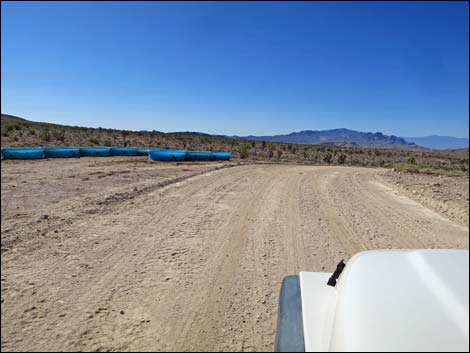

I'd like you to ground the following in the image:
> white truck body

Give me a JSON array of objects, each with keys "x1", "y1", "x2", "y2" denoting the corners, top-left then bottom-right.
[{"x1": 276, "y1": 249, "x2": 469, "y2": 352}]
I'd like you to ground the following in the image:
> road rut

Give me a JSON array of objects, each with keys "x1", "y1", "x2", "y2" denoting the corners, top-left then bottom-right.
[{"x1": 1, "y1": 165, "x2": 468, "y2": 351}]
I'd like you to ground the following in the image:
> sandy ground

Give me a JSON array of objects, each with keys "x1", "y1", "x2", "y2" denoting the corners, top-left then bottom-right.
[
  {"x1": 382, "y1": 170, "x2": 469, "y2": 227},
  {"x1": 1, "y1": 159, "x2": 468, "y2": 352}
]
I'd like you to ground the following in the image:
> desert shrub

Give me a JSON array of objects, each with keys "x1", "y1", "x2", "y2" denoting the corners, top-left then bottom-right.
[
  {"x1": 29, "y1": 129, "x2": 36, "y2": 135},
  {"x1": 239, "y1": 144, "x2": 250, "y2": 159},
  {"x1": 89, "y1": 137, "x2": 99, "y2": 145},
  {"x1": 268, "y1": 148, "x2": 274, "y2": 159},
  {"x1": 323, "y1": 152, "x2": 333, "y2": 164},
  {"x1": 394, "y1": 163, "x2": 419, "y2": 173},
  {"x1": 4, "y1": 123, "x2": 15, "y2": 133},
  {"x1": 53, "y1": 129, "x2": 65, "y2": 142},
  {"x1": 41, "y1": 128, "x2": 50, "y2": 141},
  {"x1": 407, "y1": 157, "x2": 416, "y2": 165},
  {"x1": 276, "y1": 149, "x2": 283, "y2": 160},
  {"x1": 261, "y1": 140, "x2": 267, "y2": 150},
  {"x1": 337, "y1": 154, "x2": 347, "y2": 164}
]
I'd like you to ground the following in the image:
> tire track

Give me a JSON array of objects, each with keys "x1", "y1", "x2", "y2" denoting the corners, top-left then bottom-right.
[{"x1": 2, "y1": 165, "x2": 468, "y2": 352}]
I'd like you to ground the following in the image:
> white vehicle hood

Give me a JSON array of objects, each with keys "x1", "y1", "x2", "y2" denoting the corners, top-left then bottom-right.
[{"x1": 300, "y1": 249, "x2": 469, "y2": 352}]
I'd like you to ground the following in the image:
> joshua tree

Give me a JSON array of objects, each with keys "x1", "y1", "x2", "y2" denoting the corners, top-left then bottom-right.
[{"x1": 323, "y1": 152, "x2": 333, "y2": 164}]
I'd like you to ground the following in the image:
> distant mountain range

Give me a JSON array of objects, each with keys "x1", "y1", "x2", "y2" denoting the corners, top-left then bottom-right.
[
  {"x1": 402, "y1": 136, "x2": 469, "y2": 150},
  {"x1": 231, "y1": 129, "x2": 469, "y2": 150},
  {"x1": 233, "y1": 129, "x2": 418, "y2": 148},
  {"x1": 163, "y1": 128, "x2": 469, "y2": 150}
]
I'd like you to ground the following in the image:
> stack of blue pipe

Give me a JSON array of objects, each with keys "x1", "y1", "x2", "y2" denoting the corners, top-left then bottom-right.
[
  {"x1": 1, "y1": 146, "x2": 232, "y2": 161},
  {"x1": 148, "y1": 150, "x2": 231, "y2": 162}
]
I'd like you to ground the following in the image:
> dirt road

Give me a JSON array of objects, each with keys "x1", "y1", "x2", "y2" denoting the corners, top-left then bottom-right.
[{"x1": 1, "y1": 163, "x2": 468, "y2": 351}]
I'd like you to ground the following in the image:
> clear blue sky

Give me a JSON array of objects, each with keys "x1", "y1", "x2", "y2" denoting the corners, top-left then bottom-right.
[{"x1": 1, "y1": 1, "x2": 469, "y2": 137}]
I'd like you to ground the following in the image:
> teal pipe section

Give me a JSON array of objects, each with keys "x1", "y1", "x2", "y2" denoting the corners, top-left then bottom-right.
[
  {"x1": 2, "y1": 146, "x2": 231, "y2": 161},
  {"x1": 79, "y1": 147, "x2": 112, "y2": 157},
  {"x1": 1, "y1": 147, "x2": 45, "y2": 160},
  {"x1": 148, "y1": 149, "x2": 187, "y2": 162}
]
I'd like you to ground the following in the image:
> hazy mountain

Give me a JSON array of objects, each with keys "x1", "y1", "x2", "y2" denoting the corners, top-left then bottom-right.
[
  {"x1": 1, "y1": 113, "x2": 31, "y2": 123},
  {"x1": 403, "y1": 136, "x2": 469, "y2": 150},
  {"x1": 234, "y1": 128, "x2": 417, "y2": 148}
]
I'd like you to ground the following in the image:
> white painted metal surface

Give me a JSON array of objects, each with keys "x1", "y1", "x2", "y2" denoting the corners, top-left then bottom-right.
[{"x1": 300, "y1": 249, "x2": 469, "y2": 352}]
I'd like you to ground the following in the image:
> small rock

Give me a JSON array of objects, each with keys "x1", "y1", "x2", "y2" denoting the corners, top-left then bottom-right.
[
  {"x1": 120, "y1": 310, "x2": 125, "y2": 315},
  {"x1": 41, "y1": 214, "x2": 49, "y2": 220}
]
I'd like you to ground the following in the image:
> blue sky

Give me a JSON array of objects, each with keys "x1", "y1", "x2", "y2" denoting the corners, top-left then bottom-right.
[{"x1": 1, "y1": 1, "x2": 469, "y2": 137}]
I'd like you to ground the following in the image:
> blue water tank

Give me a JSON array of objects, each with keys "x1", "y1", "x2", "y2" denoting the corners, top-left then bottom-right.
[
  {"x1": 211, "y1": 151, "x2": 232, "y2": 161},
  {"x1": 136, "y1": 148, "x2": 153, "y2": 156},
  {"x1": 1, "y1": 147, "x2": 45, "y2": 160},
  {"x1": 148, "y1": 149, "x2": 187, "y2": 162},
  {"x1": 43, "y1": 147, "x2": 80, "y2": 158},
  {"x1": 110, "y1": 147, "x2": 139, "y2": 156},
  {"x1": 79, "y1": 147, "x2": 112, "y2": 157},
  {"x1": 185, "y1": 151, "x2": 212, "y2": 161}
]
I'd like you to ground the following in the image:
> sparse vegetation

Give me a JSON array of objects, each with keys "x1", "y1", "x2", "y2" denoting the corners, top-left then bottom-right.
[
  {"x1": 239, "y1": 144, "x2": 250, "y2": 159},
  {"x1": 52, "y1": 129, "x2": 66, "y2": 142},
  {"x1": 41, "y1": 128, "x2": 50, "y2": 142},
  {"x1": 337, "y1": 153, "x2": 347, "y2": 164},
  {"x1": 323, "y1": 152, "x2": 333, "y2": 164},
  {"x1": 1, "y1": 115, "x2": 468, "y2": 177}
]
